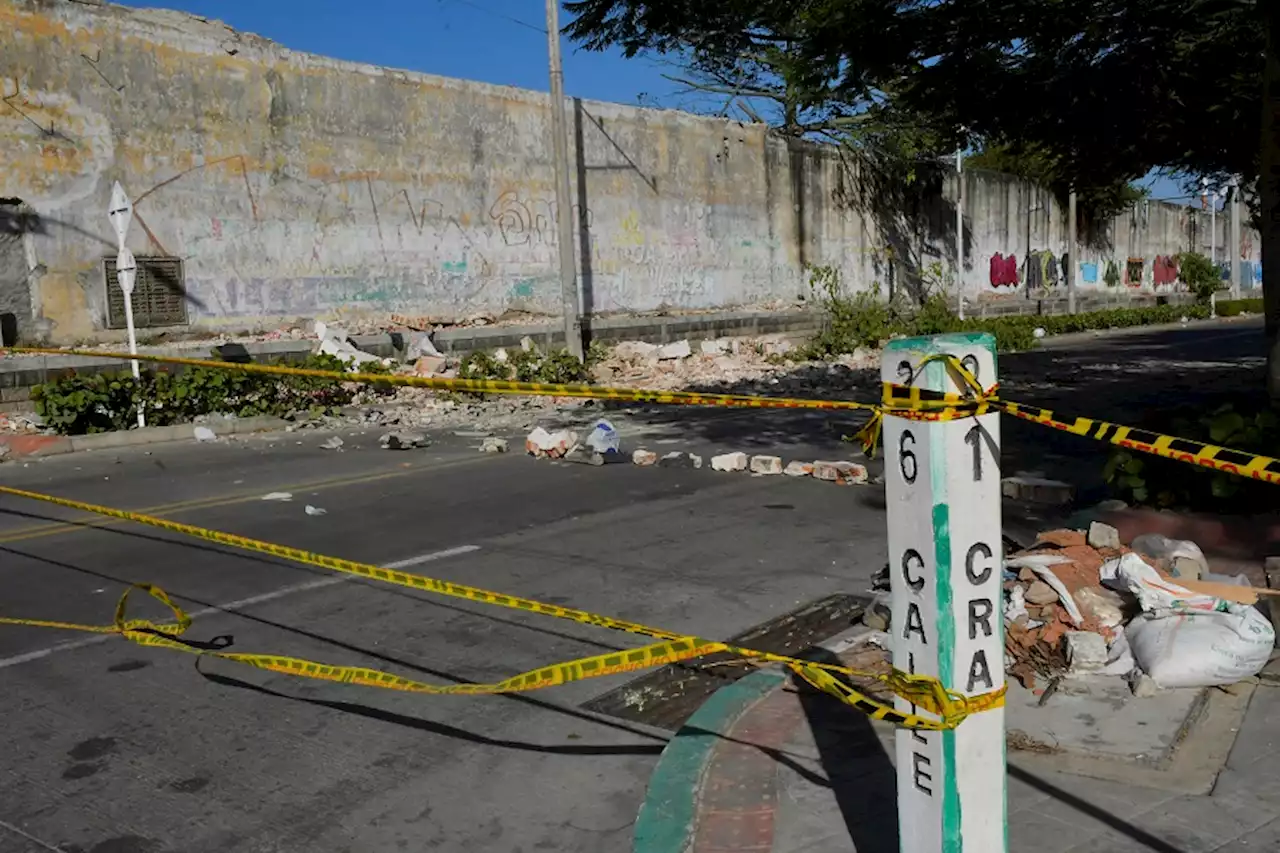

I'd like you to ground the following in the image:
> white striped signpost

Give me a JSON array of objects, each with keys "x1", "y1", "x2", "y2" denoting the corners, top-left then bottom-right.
[{"x1": 882, "y1": 332, "x2": 1006, "y2": 853}]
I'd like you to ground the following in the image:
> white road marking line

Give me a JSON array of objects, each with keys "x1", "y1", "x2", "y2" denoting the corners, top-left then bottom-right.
[
  {"x1": 0, "y1": 817, "x2": 67, "y2": 852},
  {"x1": 0, "y1": 544, "x2": 480, "y2": 670}
]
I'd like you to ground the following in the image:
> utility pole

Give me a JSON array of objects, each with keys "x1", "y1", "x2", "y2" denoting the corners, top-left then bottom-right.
[
  {"x1": 1230, "y1": 176, "x2": 1242, "y2": 297},
  {"x1": 545, "y1": 0, "x2": 583, "y2": 360},
  {"x1": 1067, "y1": 190, "x2": 1078, "y2": 314},
  {"x1": 955, "y1": 146, "x2": 965, "y2": 320}
]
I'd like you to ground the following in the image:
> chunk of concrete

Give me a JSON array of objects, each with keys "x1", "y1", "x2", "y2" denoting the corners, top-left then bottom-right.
[
  {"x1": 749, "y1": 455, "x2": 784, "y2": 475},
  {"x1": 784, "y1": 461, "x2": 814, "y2": 477},
  {"x1": 659, "y1": 451, "x2": 696, "y2": 469},
  {"x1": 710, "y1": 452, "x2": 749, "y2": 472},
  {"x1": 480, "y1": 437, "x2": 508, "y2": 453},
  {"x1": 633, "y1": 449, "x2": 658, "y2": 466},
  {"x1": 1087, "y1": 521, "x2": 1121, "y2": 550},
  {"x1": 1001, "y1": 476, "x2": 1075, "y2": 505},
  {"x1": 813, "y1": 461, "x2": 869, "y2": 485},
  {"x1": 1065, "y1": 631, "x2": 1109, "y2": 673},
  {"x1": 381, "y1": 431, "x2": 430, "y2": 450},
  {"x1": 656, "y1": 340, "x2": 693, "y2": 360}
]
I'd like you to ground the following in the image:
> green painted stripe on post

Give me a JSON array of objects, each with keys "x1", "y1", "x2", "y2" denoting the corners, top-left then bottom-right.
[
  {"x1": 932, "y1": 502, "x2": 962, "y2": 853},
  {"x1": 633, "y1": 669, "x2": 787, "y2": 853}
]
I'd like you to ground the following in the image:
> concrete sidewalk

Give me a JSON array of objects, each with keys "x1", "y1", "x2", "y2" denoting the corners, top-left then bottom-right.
[{"x1": 636, "y1": 664, "x2": 1280, "y2": 852}]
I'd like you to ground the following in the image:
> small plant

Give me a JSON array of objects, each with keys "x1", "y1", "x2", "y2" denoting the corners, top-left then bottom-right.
[
  {"x1": 1176, "y1": 251, "x2": 1223, "y2": 303},
  {"x1": 31, "y1": 353, "x2": 386, "y2": 436},
  {"x1": 1102, "y1": 403, "x2": 1280, "y2": 510},
  {"x1": 458, "y1": 345, "x2": 590, "y2": 385}
]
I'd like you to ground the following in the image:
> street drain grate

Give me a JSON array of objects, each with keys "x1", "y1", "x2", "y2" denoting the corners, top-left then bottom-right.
[{"x1": 581, "y1": 593, "x2": 868, "y2": 731}]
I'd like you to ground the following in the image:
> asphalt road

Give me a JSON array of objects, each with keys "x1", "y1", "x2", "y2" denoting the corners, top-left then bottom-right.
[
  {"x1": 0, "y1": 316, "x2": 1266, "y2": 853},
  {"x1": 0, "y1": 426, "x2": 888, "y2": 853}
]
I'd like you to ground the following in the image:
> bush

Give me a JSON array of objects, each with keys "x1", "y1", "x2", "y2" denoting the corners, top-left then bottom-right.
[
  {"x1": 31, "y1": 353, "x2": 388, "y2": 436},
  {"x1": 457, "y1": 344, "x2": 591, "y2": 385},
  {"x1": 799, "y1": 265, "x2": 1210, "y2": 358},
  {"x1": 1103, "y1": 403, "x2": 1280, "y2": 511},
  {"x1": 1216, "y1": 298, "x2": 1263, "y2": 317},
  {"x1": 1176, "y1": 251, "x2": 1222, "y2": 303}
]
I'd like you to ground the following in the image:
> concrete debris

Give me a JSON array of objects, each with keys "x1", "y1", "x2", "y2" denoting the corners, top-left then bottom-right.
[
  {"x1": 633, "y1": 449, "x2": 658, "y2": 466},
  {"x1": 812, "y1": 461, "x2": 868, "y2": 485},
  {"x1": 304, "y1": 505, "x2": 327, "y2": 516},
  {"x1": 1086, "y1": 521, "x2": 1121, "y2": 551},
  {"x1": 784, "y1": 461, "x2": 814, "y2": 477},
  {"x1": 493, "y1": 348, "x2": 509, "y2": 363},
  {"x1": 1023, "y1": 580, "x2": 1058, "y2": 606},
  {"x1": 525, "y1": 427, "x2": 577, "y2": 458},
  {"x1": 315, "y1": 320, "x2": 386, "y2": 368},
  {"x1": 380, "y1": 431, "x2": 430, "y2": 450},
  {"x1": 320, "y1": 436, "x2": 345, "y2": 450},
  {"x1": 699, "y1": 338, "x2": 732, "y2": 355},
  {"x1": 413, "y1": 355, "x2": 448, "y2": 376},
  {"x1": 1001, "y1": 475, "x2": 1075, "y2": 505},
  {"x1": 261, "y1": 492, "x2": 293, "y2": 501},
  {"x1": 193, "y1": 426, "x2": 216, "y2": 442},
  {"x1": 1065, "y1": 631, "x2": 1108, "y2": 673},
  {"x1": 404, "y1": 331, "x2": 442, "y2": 360},
  {"x1": 480, "y1": 437, "x2": 508, "y2": 453},
  {"x1": 749, "y1": 455, "x2": 784, "y2": 475},
  {"x1": 710, "y1": 452, "x2": 749, "y2": 472},
  {"x1": 612, "y1": 341, "x2": 659, "y2": 360},
  {"x1": 655, "y1": 340, "x2": 693, "y2": 360},
  {"x1": 689, "y1": 453, "x2": 703, "y2": 469},
  {"x1": 520, "y1": 336, "x2": 535, "y2": 352},
  {"x1": 658, "y1": 451, "x2": 697, "y2": 469}
]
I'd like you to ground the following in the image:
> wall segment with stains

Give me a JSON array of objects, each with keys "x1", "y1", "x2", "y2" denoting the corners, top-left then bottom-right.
[{"x1": 0, "y1": 0, "x2": 1262, "y2": 343}]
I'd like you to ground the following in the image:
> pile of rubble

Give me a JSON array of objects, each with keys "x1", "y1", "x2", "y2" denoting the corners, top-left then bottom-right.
[
  {"x1": 867, "y1": 522, "x2": 1276, "y2": 697},
  {"x1": 1001, "y1": 523, "x2": 1275, "y2": 694}
]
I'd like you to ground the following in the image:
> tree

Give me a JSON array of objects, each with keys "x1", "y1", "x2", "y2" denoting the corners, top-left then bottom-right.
[{"x1": 567, "y1": 0, "x2": 1280, "y2": 391}]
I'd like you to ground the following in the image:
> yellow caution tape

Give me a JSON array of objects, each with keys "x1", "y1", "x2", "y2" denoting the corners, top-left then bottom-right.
[
  {"x1": 11, "y1": 346, "x2": 1274, "y2": 486},
  {"x1": 4, "y1": 346, "x2": 879, "y2": 415},
  {"x1": 0, "y1": 483, "x2": 1002, "y2": 730}
]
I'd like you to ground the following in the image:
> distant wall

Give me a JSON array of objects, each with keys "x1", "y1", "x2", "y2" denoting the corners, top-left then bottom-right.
[{"x1": 0, "y1": 0, "x2": 1263, "y2": 344}]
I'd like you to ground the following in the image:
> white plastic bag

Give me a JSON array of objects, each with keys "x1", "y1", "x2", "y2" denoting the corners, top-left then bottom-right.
[
  {"x1": 586, "y1": 419, "x2": 620, "y2": 454},
  {"x1": 1100, "y1": 553, "x2": 1219, "y2": 612},
  {"x1": 1125, "y1": 606, "x2": 1274, "y2": 689}
]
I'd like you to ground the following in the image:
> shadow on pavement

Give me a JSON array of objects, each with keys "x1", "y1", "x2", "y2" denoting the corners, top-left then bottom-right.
[
  {"x1": 796, "y1": 648, "x2": 899, "y2": 853},
  {"x1": 619, "y1": 322, "x2": 1268, "y2": 505}
]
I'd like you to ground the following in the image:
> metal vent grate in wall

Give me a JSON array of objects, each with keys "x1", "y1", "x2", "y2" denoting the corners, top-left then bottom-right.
[{"x1": 103, "y1": 255, "x2": 189, "y2": 330}]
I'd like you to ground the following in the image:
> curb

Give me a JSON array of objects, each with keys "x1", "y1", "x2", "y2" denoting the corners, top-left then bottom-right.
[
  {"x1": 633, "y1": 669, "x2": 787, "y2": 853},
  {"x1": 0, "y1": 415, "x2": 289, "y2": 460}
]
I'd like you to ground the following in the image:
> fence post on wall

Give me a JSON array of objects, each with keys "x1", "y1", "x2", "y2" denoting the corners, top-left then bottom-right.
[{"x1": 882, "y1": 332, "x2": 1005, "y2": 853}]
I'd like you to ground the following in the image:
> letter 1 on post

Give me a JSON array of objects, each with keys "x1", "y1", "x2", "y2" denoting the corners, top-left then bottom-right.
[{"x1": 882, "y1": 333, "x2": 1005, "y2": 853}]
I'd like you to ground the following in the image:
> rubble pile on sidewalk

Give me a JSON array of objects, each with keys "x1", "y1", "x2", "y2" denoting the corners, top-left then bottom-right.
[
  {"x1": 999, "y1": 523, "x2": 1275, "y2": 694},
  {"x1": 866, "y1": 522, "x2": 1276, "y2": 698}
]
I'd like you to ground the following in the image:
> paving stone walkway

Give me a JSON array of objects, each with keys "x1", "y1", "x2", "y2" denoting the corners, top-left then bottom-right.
[{"x1": 636, "y1": 668, "x2": 1280, "y2": 852}]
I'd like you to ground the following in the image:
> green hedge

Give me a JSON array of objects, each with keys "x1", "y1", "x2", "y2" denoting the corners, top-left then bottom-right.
[
  {"x1": 1215, "y1": 298, "x2": 1263, "y2": 317},
  {"x1": 967, "y1": 303, "x2": 1212, "y2": 351},
  {"x1": 31, "y1": 353, "x2": 392, "y2": 436}
]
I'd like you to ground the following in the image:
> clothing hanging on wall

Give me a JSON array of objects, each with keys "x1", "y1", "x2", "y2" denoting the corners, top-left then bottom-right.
[{"x1": 1081, "y1": 262, "x2": 1099, "y2": 283}]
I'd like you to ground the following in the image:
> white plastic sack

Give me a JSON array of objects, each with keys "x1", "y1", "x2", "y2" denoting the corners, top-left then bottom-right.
[
  {"x1": 1100, "y1": 553, "x2": 1219, "y2": 612},
  {"x1": 586, "y1": 419, "x2": 620, "y2": 453},
  {"x1": 1129, "y1": 533, "x2": 1209, "y2": 578},
  {"x1": 1126, "y1": 606, "x2": 1274, "y2": 689},
  {"x1": 1004, "y1": 554, "x2": 1084, "y2": 624}
]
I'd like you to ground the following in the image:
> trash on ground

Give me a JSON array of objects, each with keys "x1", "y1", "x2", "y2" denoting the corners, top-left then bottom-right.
[
  {"x1": 1128, "y1": 532, "x2": 1208, "y2": 580},
  {"x1": 304, "y1": 505, "x2": 327, "y2": 516},
  {"x1": 261, "y1": 492, "x2": 293, "y2": 501},
  {"x1": 320, "y1": 436, "x2": 345, "y2": 450},
  {"x1": 585, "y1": 419, "x2": 620, "y2": 454},
  {"x1": 193, "y1": 426, "x2": 216, "y2": 442},
  {"x1": 632, "y1": 449, "x2": 658, "y2": 466},
  {"x1": 314, "y1": 320, "x2": 386, "y2": 368}
]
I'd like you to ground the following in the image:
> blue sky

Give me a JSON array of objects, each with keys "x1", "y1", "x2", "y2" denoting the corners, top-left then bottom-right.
[{"x1": 118, "y1": 0, "x2": 1196, "y2": 206}]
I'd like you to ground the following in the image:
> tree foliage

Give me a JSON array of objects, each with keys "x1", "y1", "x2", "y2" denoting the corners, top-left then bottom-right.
[{"x1": 565, "y1": 0, "x2": 1266, "y2": 204}]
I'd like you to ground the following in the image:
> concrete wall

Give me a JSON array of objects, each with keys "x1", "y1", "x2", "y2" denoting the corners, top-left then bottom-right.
[{"x1": 0, "y1": 0, "x2": 1264, "y2": 344}]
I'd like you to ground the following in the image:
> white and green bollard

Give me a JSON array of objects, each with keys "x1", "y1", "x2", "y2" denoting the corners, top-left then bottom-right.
[{"x1": 881, "y1": 332, "x2": 1006, "y2": 853}]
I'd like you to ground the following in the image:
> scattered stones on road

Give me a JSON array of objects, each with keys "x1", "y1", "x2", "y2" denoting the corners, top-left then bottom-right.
[
  {"x1": 784, "y1": 461, "x2": 814, "y2": 477},
  {"x1": 711, "y1": 452, "x2": 748, "y2": 472},
  {"x1": 320, "y1": 436, "x2": 345, "y2": 450},
  {"x1": 749, "y1": 455, "x2": 784, "y2": 475},
  {"x1": 813, "y1": 460, "x2": 869, "y2": 485},
  {"x1": 380, "y1": 431, "x2": 430, "y2": 450},
  {"x1": 304, "y1": 505, "x2": 327, "y2": 516},
  {"x1": 658, "y1": 451, "x2": 697, "y2": 469},
  {"x1": 480, "y1": 437, "x2": 508, "y2": 453},
  {"x1": 261, "y1": 492, "x2": 293, "y2": 501},
  {"x1": 193, "y1": 426, "x2": 216, "y2": 442},
  {"x1": 633, "y1": 449, "x2": 658, "y2": 466}
]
